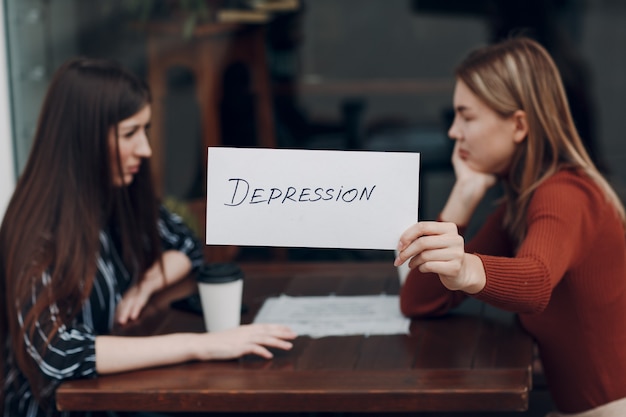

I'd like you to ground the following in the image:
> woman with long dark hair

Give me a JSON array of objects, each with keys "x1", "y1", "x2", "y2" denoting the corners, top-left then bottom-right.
[
  {"x1": 0, "y1": 58, "x2": 295, "y2": 417},
  {"x1": 396, "y1": 37, "x2": 626, "y2": 416}
]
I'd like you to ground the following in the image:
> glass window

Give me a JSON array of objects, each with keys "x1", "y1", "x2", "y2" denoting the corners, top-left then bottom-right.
[{"x1": 0, "y1": 2, "x2": 14, "y2": 217}]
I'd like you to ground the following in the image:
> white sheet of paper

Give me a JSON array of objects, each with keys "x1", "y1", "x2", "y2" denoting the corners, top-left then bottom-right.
[
  {"x1": 253, "y1": 294, "x2": 411, "y2": 338},
  {"x1": 206, "y1": 147, "x2": 420, "y2": 250}
]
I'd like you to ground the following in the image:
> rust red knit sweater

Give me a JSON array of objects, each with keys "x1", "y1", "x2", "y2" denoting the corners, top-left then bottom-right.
[{"x1": 400, "y1": 170, "x2": 626, "y2": 413}]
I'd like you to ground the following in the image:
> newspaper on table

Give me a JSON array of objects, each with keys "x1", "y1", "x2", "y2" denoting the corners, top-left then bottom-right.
[{"x1": 253, "y1": 294, "x2": 410, "y2": 338}]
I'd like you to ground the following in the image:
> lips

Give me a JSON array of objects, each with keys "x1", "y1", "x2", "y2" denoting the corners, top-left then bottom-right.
[
  {"x1": 127, "y1": 165, "x2": 140, "y2": 174},
  {"x1": 458, "y1": 149, "x2": 470, "y2": 160}
]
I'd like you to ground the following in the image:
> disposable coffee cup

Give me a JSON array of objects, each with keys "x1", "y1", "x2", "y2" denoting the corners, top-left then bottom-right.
[{"x1": 196, "y1": 263, "x2": 244, "y2": 332}]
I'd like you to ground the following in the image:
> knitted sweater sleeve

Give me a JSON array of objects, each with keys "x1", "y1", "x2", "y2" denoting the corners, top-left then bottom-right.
[
  {"x1": 400, "y1": 171, "x2": 598, "y2": 317},
  {"x1": 473, "y1": 173, "x2": 597, "y2": 313},
  {"x1": 399, "y1": 205, "x2": 512, "y2": 317}
]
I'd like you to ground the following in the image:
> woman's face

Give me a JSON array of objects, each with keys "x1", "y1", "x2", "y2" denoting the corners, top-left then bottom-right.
[
  {"x1": 448, "y1": 80, "x2": 524, "y2": 175},
  {"x1": 109, "y1": 104, "x2": 152, "y2": 187}
]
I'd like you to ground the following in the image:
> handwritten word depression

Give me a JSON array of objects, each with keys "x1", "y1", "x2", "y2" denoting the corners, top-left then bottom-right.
[{"x1": 224, "y1": 178, "x2": 376, "y2": 206}]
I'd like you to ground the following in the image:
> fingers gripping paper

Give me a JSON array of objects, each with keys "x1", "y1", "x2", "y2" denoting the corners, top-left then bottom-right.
[{"x1": 206, "y1": 147, "x2": 420, "y2": 250}]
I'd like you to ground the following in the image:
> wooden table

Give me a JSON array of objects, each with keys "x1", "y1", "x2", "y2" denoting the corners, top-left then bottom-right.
[{"x1": 56, "y1": 262, "x2": 534, "y2": 413}]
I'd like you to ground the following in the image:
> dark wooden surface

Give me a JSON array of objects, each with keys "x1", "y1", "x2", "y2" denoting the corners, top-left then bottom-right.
[{"x1": 56, "y1": 262, "x2": 534, "y2": 413}]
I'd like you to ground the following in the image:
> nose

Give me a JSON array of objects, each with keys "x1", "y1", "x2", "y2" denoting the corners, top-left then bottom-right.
[
  {"x1": 447, "y1": 115, "x2": 461, "y2": 141},
  {"x1": 135, "y1": 130, "x2": 152, "y2": 158}
]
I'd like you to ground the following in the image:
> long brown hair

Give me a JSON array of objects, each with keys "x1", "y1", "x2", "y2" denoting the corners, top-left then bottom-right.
[
  {"x1": 0, "y1": 58, "x2": 162, "y2": 405},
  {"x1": 455, "y1": 37, "x2": 625, "y2": 242}
]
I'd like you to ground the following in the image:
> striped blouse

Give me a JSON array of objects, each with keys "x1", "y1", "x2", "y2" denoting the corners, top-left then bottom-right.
[{"x1": 3, "y1": 206, "x2": 204, "y2": 417}]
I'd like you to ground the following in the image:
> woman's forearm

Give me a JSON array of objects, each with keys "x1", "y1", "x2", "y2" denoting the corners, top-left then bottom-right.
[
  {"x1": 115, "y1": 251, "x2": 194, "y2": 325},
  {"x1": 95, "y1": 324, "x2": 297, "y2": 374},
  {"x1": 440, "y1": 178, "x2": 491, "y2": 225},
  {"x1": 95, "y1": 333, "x2": 199, "y2": 374},
  {"x1": 141, "y1": 250, "x2": 193, "y2": 294}
]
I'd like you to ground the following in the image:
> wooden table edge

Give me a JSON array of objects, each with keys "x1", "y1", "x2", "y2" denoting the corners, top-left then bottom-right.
[{"x1": 57, "y1": 367, "x2": 532, "y2": 413}]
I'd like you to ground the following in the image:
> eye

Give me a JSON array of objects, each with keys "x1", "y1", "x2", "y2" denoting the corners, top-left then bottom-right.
[
  {"x1": 121, "y1": 127, "x2": 138, "y2": 139},
  {"x1": 458, "y1": 112, "x2": 474, "y2": 122}
]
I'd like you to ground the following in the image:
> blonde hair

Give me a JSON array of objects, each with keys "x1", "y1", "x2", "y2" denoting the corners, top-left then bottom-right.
[{"x1": 456, "y1": 37, "x2": 625, "y2": 242}]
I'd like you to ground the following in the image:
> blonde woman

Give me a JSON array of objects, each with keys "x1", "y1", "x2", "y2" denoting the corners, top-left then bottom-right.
[{"x1": 396, "y1": 37, "x2": 626, "y2": 416}]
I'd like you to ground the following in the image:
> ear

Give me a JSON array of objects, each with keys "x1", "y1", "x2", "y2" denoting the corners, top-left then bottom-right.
[{"x1": 512, "y1": 110, "x2": 528, "y2": 144}]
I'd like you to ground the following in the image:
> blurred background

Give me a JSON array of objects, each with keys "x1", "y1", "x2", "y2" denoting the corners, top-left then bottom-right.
[
  {"x1": 3, "y1": 3, "x2": 621, "y2": 413},
  {"x1": 3, "y1": 0, "x2": 626, "y2": 263}
]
